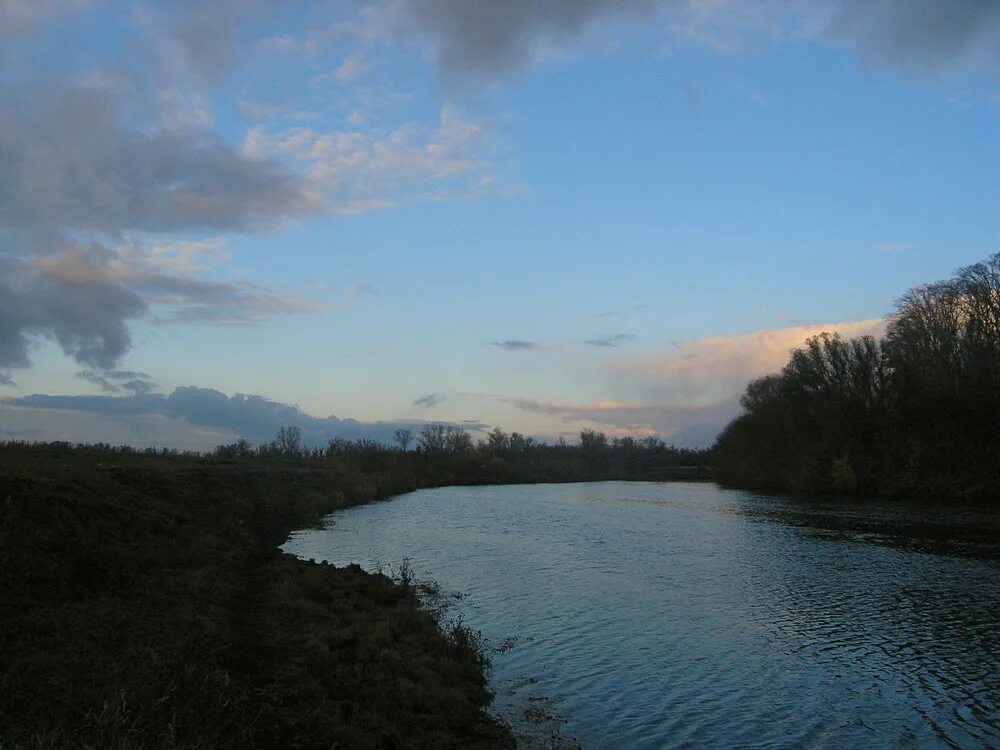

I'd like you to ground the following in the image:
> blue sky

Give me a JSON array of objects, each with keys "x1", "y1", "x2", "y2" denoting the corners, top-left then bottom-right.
[{"x1": 1, "y1": 0, "x2": 998, "y2": 449}]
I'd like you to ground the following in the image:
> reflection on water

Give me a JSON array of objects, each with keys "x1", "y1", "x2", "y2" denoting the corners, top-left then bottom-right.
[{"x1": 283, "y1": 482, "x2": 1000, "y2": 749}]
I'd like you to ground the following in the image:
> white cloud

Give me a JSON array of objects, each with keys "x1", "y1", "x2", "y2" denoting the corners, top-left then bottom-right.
[
  {"x1": 322, "y1": 52, "x2": 373, "y2": 85},
  {"x1": 243, "y1": 104, "x2": 512, "y2": 213}
]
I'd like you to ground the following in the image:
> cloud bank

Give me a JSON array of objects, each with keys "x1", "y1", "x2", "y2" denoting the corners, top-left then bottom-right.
[{"x1": 0, "y1": 386, "x2": 463, "y2": 450}]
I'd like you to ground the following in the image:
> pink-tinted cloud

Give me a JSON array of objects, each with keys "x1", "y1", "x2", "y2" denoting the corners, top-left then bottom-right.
[
  {"x1": 506, "y1": 318, "x2": 889, "y2": 446},
  {"x1": 610, "y1": 318, "x2": 887, "y2": 406}
]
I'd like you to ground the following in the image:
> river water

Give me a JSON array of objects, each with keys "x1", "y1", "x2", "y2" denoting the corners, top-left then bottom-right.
[{"x1": 282, "y1": 482, "x2": 1000, "y2": 749}]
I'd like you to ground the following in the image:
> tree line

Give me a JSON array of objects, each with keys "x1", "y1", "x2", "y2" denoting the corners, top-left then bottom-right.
[
  {"x1": 714, "y1": 252, "x2": 1000, "y2": 500},
  {"x1": 208, "y1": 424, "x2": 711, "y2": 487},
  {"x1": 3, "y1": 423, "x2": 712, "y2": 491}
]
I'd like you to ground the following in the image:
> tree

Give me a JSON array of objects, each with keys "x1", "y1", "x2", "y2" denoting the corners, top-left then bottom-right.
[
  {"x1": 444, "y1": 426, "x2": 473, "y2": 454},
  {"x1": 393, "y1": 428, "x2": 414, "y2": 451},
  {"x1": 418, "y1": 423, "x2": 447, "y2": 453},
  {"x1": 487, "y1": 428, "x2": 509, "y2": 453},
  {"x1": 274, "y1": 425, "x2": 302, "y2": 457},
  {"x1": 579, "y1": 429, "x2": 607, "y2": 472}
]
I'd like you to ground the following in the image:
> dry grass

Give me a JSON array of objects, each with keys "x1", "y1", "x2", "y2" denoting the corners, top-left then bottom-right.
[{"x1": 0, "y1": 444, "x2": 513, "y2": 749}]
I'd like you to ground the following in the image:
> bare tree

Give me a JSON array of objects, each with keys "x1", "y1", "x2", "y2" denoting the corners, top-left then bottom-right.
[
  {"x1": 418, "y1": 423, "x2": 447, "y2": 453},
  {"x1": 393, "y1": 428, "x2": 414, "y2": 451},
  {"x1": 444, "y1": 426, "x2": 473, "y2": 453},
  {"x1": 274, "y1": 425, "x2": 302, "y2": 457}
]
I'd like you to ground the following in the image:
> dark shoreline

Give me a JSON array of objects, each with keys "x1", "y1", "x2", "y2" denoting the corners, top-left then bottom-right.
[{"x1": 0, "y1": 445, "x2": 516, "y2": 749}]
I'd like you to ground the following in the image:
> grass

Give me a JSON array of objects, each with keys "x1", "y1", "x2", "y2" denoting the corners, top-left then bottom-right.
[{"x1": 0, "y1": 444, "x2": 513, "y2": 749}]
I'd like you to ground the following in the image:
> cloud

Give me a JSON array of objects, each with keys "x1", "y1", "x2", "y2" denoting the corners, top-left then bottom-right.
[
  {"x1": 0, "y1": 83, "x2": 311, "y2": 236},
  {"x1": 141, "y1": 0, "x2": 292, "y2": 85},
  {"x1": 2, "y1": 386, "x2": 477, "y2": 449},
  {"x1": 401, "y1": 0, "x2": 828, "y2": 79},
  {"x1": 402, "y1": 0, "x2": 660, "y2": 77},
  {"x1": 0, "y1": 76, "x2": 320, "y2": 371},
  {"x1": 413, "y1": 393, "x2": 445, "y2": 407},
  {"x1": 502, "y1": 318, "x2": 889, "y2": 447},
  {"x1": 610, "y1": 318, "x2": 888, "y2": 406},
  {"x1": 585, "y1": 333, "x2": 638, "y2": 348},
  {"x1": 0, "y1": 403, "x2": 239, "y2": 453},
  {"x1": 403, "y1": 0, "x2": 1000, "y2": 80},
  {"x1": 76, "y1": 370, "x2": 121, "y2": 393},
  {"x1": 326, "y1": 52, "x2": 373, "y2": 84},
  {"x1": 76, "y1": 369, "x2": 157, "y2": 395},
  {"x1": 0, "y1": 373, "x2": 17, "y2": 387},
  {"x1": 0, "y1": 237, "x2": 326, "y2": 370},
  {"x1": 827, "y1": 0, "x2": 1000, "y2": 73},
  {"x1": 491, "y1": 340, "x2": 539, "y2": 351},
  {"x1": 0, "y1": 254, "x2": 146, "y2": 370},
  {"x1": 242, "y1": 104, "x2": 511, "y2": 214}
]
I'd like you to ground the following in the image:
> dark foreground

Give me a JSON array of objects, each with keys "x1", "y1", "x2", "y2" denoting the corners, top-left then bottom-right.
[{"x1": 0, "y1": 445, "x2": 514, "y2": 749}]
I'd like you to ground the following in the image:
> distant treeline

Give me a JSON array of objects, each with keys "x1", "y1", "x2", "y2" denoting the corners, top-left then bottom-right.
[
  {"x1": 3, "y1": 426, "x2": 711, "y2": 493},
  {"x1": 714, "y1": 253, "x2": 1000, "y2": 500}
]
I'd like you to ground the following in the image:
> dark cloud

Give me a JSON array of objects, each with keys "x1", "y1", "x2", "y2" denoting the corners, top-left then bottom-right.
[
  {"x1": 491, "y1": 340, "x2": 538, "y2": 351},
  {"x1": 120, "y1": 379, "x2": 156, "y2": 395},
  {"x1": 413, "y1": 393, "x2": 445, "y2": 407},
  {"x1": 405, "y1": 0, "x2": 1000, "y2": 79},
  {"x1": 3, "y1": 387, "x2": 481, "y2": 449},
  {"x1": 0, "y1": 372, "x2": 17, "y2": 387},
  {"x1": 403, "y1": 0, "x2": 659, "y2": 77},
  {"x1": 0, "y1": 83, "x2": 310, "y2": 236},
  {"x1": 0, "y1": 78, "x2": 316, "y2": 371},
  {"x1": 585, "y1": 333, "x2": 637, "y2": 348},
  {"x1": 76, "y1": 370, "x2": 121, "y2": 393},
  {"x1": 828, "y1": 0, "x2": 1000, "y2": 72},
  {"x1": 157, "y1": 0, "x2": 288, "y2": 82},
  {"x1": 0, "y1": 236, "x2": 322, "y2": 371},
  {"x1": 0, "y1": 255, "x2": 146, "y2": 370},
  {"x1": 76, "y1": 368, "x2": 157, "y2": 395}
]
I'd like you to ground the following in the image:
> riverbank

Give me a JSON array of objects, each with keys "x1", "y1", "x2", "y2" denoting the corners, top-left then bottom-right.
[{"x1": 0, "y1": 444, "x2": 515, "y2": 749}]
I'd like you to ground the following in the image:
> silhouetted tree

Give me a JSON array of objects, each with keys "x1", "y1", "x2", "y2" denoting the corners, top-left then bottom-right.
[
  {"x1": 393, "y1": 428, "x2": 414, "y2": 451},
  {"x1": 715, "y1": 252, "x2": 1000, "y2": 499},
  {"x1": 274, "y1": 426, "x2": 302, "y2": 457},
  {"x1": 418, "y1": 424, "x2": 447, "y2": 453}
]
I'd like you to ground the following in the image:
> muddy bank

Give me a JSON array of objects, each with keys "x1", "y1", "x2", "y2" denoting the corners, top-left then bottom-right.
[{"x1": 0, "y1": 445, "x2": 514, "y2": 749}]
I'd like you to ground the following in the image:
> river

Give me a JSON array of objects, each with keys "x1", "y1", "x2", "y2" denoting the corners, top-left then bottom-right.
[{"x1": 282, "y1": 482, "x2": 1000, "y2": 749}]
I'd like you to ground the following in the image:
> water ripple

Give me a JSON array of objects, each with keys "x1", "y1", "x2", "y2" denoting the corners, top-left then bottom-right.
[{"x1": 284, "y1": 482, "x2": 1000, "y2": 749}]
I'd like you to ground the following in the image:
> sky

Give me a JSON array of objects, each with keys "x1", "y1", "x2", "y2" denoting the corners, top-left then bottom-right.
[{"x1": 1, "y1": 0, "x2": 998, "y2": 450}]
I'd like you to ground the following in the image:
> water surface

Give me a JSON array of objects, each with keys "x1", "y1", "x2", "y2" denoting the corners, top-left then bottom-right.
[{"x1": 283, "y1": 482, "x2": 1000, "y2": 749}]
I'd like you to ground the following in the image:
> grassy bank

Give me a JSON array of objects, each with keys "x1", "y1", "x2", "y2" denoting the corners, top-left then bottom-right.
[{"x1": 0, "y1": 443, "x2": 515, "y2": 749}]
